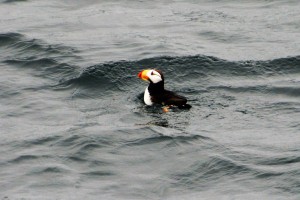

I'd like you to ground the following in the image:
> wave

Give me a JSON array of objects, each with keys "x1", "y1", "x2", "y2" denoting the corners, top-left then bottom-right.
[
  {"x1": 0, "y1": 32, "x2": 81, "y2": 81},
  {"x1": 66, "y1": 55, "x2": 300, "y2": 83},
  {"x1": 61, "y1": 55, "x2": 300, "y2": 99},
  {"x1": 1, "y1": 32, "x2": 299, "y2": 98},
  {"x1": 171, "y1": 153, "x2": 300, "y2": 194},
  {"x1": 1, "y1": 0, "x2": 27, "y2": 3},
  {"x1": 0, "y1": 32, "x2": 78, "y2": 55},
  {"x1": 210, "y1": 85, "x2": 300, "y2": 97}
]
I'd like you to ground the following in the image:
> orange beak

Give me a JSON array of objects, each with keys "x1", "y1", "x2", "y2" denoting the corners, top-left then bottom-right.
[{"x1": 138, "y1": 69, "x2": 151, "y2": 81}]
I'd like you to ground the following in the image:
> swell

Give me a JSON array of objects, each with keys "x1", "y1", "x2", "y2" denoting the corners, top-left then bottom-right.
[
  {"x1": 171, "y1": 152, "x2": 300, "y2": 194},
  {"x1": 210, "y1": 85, "x2": 300, "y2": 97},
  {"x1": 1, "y1": 0, "x2": 27, "y2": 3},
  {"x1": 2, "y1": 32, "x2": 299, "y2": 98},
  {"x1": 2, "y1": 33, "x2": 298, "y2": 91},
  {"x1": 61, "y1": 55, "x2": 300, "y2": 97},
  {"x1": 0, "y1": 33, "x2": 78, "y2": 54},
  {"x1": 0, "y1": 32, "x2": 80, "y2": 82},
  {"x1": 4, "y1": 57, "x2": 76, "y2": 81}
]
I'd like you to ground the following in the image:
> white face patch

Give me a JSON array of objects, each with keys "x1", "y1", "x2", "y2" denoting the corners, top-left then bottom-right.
[{"x1": 146, "y1": 70, "x2": 162, "y2": 84}]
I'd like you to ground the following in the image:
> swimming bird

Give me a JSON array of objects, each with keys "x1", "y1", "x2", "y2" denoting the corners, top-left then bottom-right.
[{"x1": 138, "y1": 69, "x2": 191, "y2": 110}]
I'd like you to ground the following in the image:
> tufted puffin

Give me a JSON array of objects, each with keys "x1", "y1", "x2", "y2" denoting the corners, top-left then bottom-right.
[{"x1": 138, "y1": 69, "x2": 191, "y2": 110}]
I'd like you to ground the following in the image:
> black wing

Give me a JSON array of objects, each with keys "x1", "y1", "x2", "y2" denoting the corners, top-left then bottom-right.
[
  {"x1": 151, "y1": 90, "x2": 191, "y2": 108},
  {"x1": 163, "y1": 90, "x2": 187, "y2": 106}
]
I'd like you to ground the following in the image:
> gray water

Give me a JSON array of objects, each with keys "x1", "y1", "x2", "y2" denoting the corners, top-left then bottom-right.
[{"x1": 1, "y1": 0, "x2": 300, "y2": 199}]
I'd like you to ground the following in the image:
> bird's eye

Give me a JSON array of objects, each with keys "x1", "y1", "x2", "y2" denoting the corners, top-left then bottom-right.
[{"x1": 151, "y1": 71, "x2": 154, "y2": 75}]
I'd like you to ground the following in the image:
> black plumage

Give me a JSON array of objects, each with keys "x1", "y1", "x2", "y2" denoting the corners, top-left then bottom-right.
[{"x1": 139, "y1": 69, "x2": 191, "y2": 109}]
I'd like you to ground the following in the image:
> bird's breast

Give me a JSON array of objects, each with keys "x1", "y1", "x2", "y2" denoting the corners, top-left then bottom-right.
[{"x1": 144, "y1": 87, "x2": 153, "y2": 105}]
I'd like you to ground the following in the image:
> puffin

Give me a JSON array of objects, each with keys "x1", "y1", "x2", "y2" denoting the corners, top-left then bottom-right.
[{"x1": 138, "y1": 69, "x2": 191, "y2": 111}]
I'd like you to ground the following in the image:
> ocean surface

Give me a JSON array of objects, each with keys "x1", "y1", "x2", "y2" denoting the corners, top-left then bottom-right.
[{"x1": 1, "y1": 0, "x2": 300, "y2": 199}]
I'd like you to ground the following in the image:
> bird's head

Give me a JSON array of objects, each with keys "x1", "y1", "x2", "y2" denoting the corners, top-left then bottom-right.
[{"x1": 138, "y1": 69, "x2": 164, "y2": 84}]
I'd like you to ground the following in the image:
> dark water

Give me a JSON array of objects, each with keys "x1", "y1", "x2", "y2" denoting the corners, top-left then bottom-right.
[{"x1": 1, "y1": 1, "x2": 300, "y2": 199}]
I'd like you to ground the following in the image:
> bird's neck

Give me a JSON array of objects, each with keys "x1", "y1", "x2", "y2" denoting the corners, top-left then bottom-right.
[{"x1": 148, "y1": 81, "x2": 164, "y2": 95}]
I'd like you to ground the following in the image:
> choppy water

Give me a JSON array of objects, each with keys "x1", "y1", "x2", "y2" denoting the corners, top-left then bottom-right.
[{"x1": 1, "y1": 0, "x2": 300, "y2": 199}]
